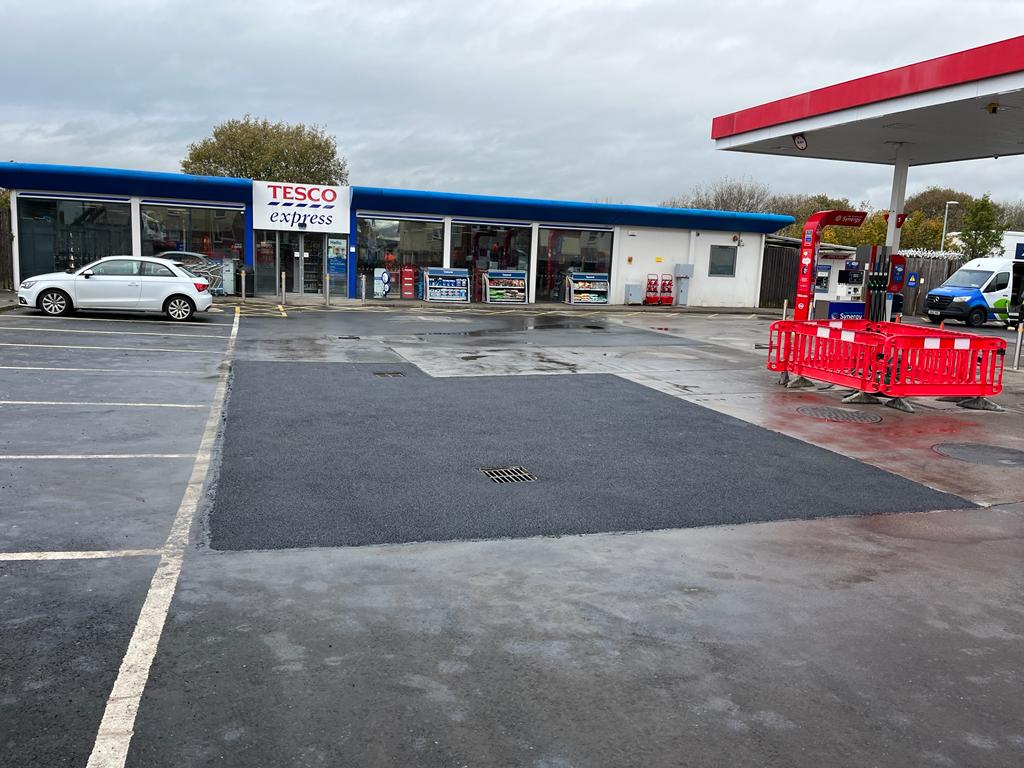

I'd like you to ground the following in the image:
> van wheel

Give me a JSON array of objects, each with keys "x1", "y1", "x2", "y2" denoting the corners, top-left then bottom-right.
[
  {"x1": 38, "y1": 289, "x2": 73, "y2": 316},
  {"x1": 965, "y1": 308, "x2": 986, "y2": 328},
  {"x1": 165, "y1": 296, "x2": 195, "y2": 321}
]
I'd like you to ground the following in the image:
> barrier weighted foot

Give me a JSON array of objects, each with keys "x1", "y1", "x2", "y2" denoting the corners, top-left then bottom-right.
[
  {"x1": 785, "y1": 376, "x2": 815, "y2": 389},
  {"x1": 842, "y1": 391, "x2": 883, "y2": 405},
  {"x1": 883, "y1": 397, "x2": 914, "y2": 413},
  {"x1": 956, "y1": 396, "x2": 1004, "y2": 412}
]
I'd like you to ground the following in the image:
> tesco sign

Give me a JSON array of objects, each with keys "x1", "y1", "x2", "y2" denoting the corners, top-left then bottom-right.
[{"x1": 252, "y1": 180, "x2": 350, "y2": 233}]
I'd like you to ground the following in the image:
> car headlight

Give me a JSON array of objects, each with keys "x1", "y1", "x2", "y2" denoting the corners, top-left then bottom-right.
[
  {"x1": 19, "y1": 280, "x2": 36, "y2": 289},
  {"x1": 952, "y1": 295, "x2": 970, "y2": 303}
]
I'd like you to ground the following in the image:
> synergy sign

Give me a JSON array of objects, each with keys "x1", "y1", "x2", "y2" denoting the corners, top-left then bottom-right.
[{"x1": 252, "y1": 181, "x2": 350, "y2": 233}]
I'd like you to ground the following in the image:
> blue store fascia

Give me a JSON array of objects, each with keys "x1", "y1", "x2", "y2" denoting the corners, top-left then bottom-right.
[{"x1": 0, "y1": 162, "x2": 793, "y2": 300}]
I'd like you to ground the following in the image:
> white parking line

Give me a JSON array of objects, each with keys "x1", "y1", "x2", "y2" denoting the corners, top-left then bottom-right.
[
  {"x1": 0, "y1": 342, "x2": 223, "y2": 354},
  {"x1": 0, "y1": 454, "x2": 195, "y2": 460},
  {"x1": 0, "y1": 549, "x2": 162, "y2": 561},
  {"x1": 0, "y1": 366, "x2": 188, "y2": 374},
  {"x1": 0, "y1": 400, "x2": 205, "y2": 409},
  {"x1": 86, "y1": 307, "x2": 240, "y2": 768},
  {"x1": 5, "y1": 314, "x2": 232, "y2": 327},
  {"x1": 0, "y1": 325, "x2": 230, "y2": 339}
]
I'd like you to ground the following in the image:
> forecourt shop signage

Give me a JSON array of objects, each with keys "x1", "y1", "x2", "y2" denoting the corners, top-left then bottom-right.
[{"x1": 253, "y1": 180, "x2": 350, "y2": 233}]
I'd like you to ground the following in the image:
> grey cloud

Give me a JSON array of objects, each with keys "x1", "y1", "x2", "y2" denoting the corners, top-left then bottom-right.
[{"x1": 2, "y1": 0, "x2": 1023, "y2": 207}]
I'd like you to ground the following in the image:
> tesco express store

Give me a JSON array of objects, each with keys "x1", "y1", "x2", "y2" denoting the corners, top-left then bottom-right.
[{"x1": 1, "y1": 163, "x2": 792, "y2": 306}]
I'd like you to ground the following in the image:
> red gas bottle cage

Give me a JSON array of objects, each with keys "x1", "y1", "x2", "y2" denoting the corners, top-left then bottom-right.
[
  {"x1": 659, "y1": 274, "x2": 674, "y2": 305},
  {"x1": 644, "y1": 274, "x2": 660, "y2": 305},
  {"x1": 768, "y1": 319, "x2": 1006, "y2": 399}
]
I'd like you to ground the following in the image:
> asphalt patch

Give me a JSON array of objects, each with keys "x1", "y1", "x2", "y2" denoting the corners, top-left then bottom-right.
[{"x1": 209, "y1": 363, "x2": 970, "y2": 550}]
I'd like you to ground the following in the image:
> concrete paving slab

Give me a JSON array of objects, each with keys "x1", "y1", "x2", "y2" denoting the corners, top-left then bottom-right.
[
  {"x1": 0, "y1": 557, "x2": 157, "y2": 766},
  {"x1": 0, "y1": 406, "x2": 209, "y2": 456},
  {"x1": 129, "y1": 507, "x2": 1024, "y2": 768},
  {"x1": 0, "y1": 458, "x2": 192, "y2": 551},
  {"x1": 0, "y1": 367, "x2": 221, "y2": 404},
  {"x1": 209, "y1": 362, "x2": 969, "y2": 550}
]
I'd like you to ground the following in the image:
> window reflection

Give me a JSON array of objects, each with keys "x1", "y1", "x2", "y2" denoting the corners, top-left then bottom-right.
[
  {"x1": 536, "y1": 228, "x2": 613, "y2": 301},
  {"x1": 356, "y1": 218, "x2": 443, "y2": 299},
  {"x1": 17, "y1": 197, "x2": 132, "y2": 278}
]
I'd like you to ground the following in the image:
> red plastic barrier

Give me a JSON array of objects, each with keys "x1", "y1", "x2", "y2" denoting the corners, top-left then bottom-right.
[{"x1": 768, "y1": 320, "x2": 1006, "y2": 398}]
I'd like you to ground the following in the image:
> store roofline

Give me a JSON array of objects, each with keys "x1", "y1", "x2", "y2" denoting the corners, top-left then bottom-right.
[{"x1": 0, "y1": 161, "x2": 793, "y2": 234}]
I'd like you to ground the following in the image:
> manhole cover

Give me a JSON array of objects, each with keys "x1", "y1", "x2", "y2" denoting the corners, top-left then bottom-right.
[
  {"x1": 479, "y1": 466, "x2": 537, "y2": 484},
  {"x1": 796, "y1": 406, "x2": 882, "y2": 424},
  {"x1": 373, "y1": 371, "x2": 405, "y2": 378},
  {"x1": 932, "y1": 443, "x2": 1024, "y2": 466}
]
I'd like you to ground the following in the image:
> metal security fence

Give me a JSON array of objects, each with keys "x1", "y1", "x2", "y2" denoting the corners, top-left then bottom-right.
[
  {"x1": 758, "y1": 244, "x2": 798, "y2": 309},
  {"x1": 0, "y1": 206, "x2": 12, "y2": 290}
]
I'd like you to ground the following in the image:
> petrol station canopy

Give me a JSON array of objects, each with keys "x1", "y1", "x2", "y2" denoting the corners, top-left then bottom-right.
[{"x1": 712, "y1": 36, "x2": 1024, "y2": 166}]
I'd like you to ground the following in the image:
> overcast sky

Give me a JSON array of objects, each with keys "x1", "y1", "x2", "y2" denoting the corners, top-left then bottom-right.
[{"x1": 2, "y1": 1, "x2": 1023, "y2": 208}]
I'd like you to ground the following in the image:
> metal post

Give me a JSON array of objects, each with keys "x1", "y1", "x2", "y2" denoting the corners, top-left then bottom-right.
[
  {"x1": 940, "y1": 201, "x2": 959, "y2": 251},
  {"x1": 360, "y1": 274, "x2": 367, "y2": 305},
  {"x1": 781, "y1": 299, "x2": 788, "y2": 321},
  {"x1": 1015, "y1": 323, "x2": 1023, "y2": 371},
  {"x1": 324, "y1": 274, "x2": 330, "y2": 306},
  {"x1": 240, "y1": 269, "x2": 246, "y2": 303},
  {"x1": 280, "y1": 271, "x2": 286, "y2": 306}
]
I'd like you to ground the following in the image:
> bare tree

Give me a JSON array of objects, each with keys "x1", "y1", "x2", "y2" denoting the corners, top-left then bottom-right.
[{"x1": 662, "y1": 177, "x2": 774, "y2": 213}]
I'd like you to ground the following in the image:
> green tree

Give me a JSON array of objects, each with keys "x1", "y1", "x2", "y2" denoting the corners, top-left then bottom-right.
[
  {"x1": 903, "y1": 186, "x2": 974, "y2": 221},
  {"x1": 181, "y1": 116, "x2": 348, "y2": 185},
  {"x1": 953, "y1": 194, "x2": 1004, "y2": 258}
]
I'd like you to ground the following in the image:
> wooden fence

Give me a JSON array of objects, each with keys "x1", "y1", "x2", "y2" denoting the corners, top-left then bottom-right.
[{"x1": 758, "y1": 244, "x2": 959, "y2": 316}]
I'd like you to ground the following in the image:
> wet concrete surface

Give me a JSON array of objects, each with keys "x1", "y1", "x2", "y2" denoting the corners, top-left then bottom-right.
[
  {"x1": 131, "y1": 507, "x2": 1024, "y2": 768},
  {"x1": 6, "y1": 305, "x2": 1024, "y2": 766},
  {"x1": 0, "y1": 557, "x2": 157, "y2": 766},
  {"x1": 211, "y1": 362, "x2": 969, "y2": 549}
]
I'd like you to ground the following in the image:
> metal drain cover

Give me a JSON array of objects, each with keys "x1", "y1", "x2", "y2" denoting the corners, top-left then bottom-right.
[
  {"x1": 373, "y1": 371, "x2": 405, "y2": 378},
  {"x1": 932, "y1": 443, "x2": 1024, "y2": 466},
  {"x1": 479, "y1": 466, "x2": 537, "y2": 483},
  {"x1": 796, "y1": 406, "x2": 882, "y2": 424}
]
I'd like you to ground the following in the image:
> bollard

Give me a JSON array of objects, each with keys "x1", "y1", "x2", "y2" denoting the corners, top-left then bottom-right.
[
  {"x1": 1015, "y1": 323, "x2": 1023, "y2": 371},
  {"x1": 240, "y1": 269, "x2": 246, "y2": 303},
  {"x1": 781, "y1": 299, "x2": 788, "y2": 321},
  {"x1": 324, "y1": 274, "x2": 330, "y2": 306},
  {"x1": 361, "y1": 274, "x2": 367, "y2": 305},
  {"x1": 280, "y1": 272, "x2": 286, "y2": 306}
]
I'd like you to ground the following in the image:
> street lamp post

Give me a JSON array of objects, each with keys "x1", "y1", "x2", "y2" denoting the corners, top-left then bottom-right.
[{"x1": 940, "y1": 200, "x2": 960, "y2": 251}]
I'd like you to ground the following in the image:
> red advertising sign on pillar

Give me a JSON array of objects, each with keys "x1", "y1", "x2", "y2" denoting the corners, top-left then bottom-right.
[{"x1": 793, "y1": 210, "x2": 868, "y2": 321}]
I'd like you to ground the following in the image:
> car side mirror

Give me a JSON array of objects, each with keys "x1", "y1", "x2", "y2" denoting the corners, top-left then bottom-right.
[{"x1": 82, "y1": 270, "x2": 94, "y2": 278}]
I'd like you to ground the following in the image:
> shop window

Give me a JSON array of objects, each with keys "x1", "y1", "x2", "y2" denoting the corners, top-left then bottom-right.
[
  {"x1": 17, "y1": 197, "x2": 132, "y2": 279},
  {"x1": 451, "y1": 223, "x2": 531, "y2": 301},
  {"x1": 356, "y1": 218, "x2": 443, "y2": 298},
  {"x1": 140, "y1": 204, "x2": 245, "y2": 294},
  {"x1": 536, "y1": 228, "x2": 613, "y2": 301},
  {"x1": 709, "y1": 245, "x2": 737, "y2": 277}
]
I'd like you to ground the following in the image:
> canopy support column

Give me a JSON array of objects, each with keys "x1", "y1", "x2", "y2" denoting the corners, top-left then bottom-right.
[{"x1": 885, "y1": 143, "x2": 909, "y2": 251}]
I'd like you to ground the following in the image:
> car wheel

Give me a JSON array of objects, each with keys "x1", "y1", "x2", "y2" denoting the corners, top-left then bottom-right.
[
  {"x1": 927, "y1": 315, "x2": 943, "y2": 324},
  {"x1": 965, "y1": 308, "x2": 986, "y2": 328},
  {"x1": 38, "y1": 289, "x2": 72, "y2": 316},
  {"x1": 165, "y1": 295, "x2": 195, "y2": 321}
]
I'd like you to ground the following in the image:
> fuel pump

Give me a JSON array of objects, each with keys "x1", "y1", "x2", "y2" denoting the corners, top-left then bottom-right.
[
  {"x1": 860, "y1": 245, "x2": 907, "y2": 321},
  {"x1": 793, "y1": 210, "x2": 868, "y2": 321}
]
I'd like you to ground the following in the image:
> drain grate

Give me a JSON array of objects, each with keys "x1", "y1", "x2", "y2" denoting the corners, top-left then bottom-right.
[
  {"x1": 796, "y1": 406, "x2": 882, "y2": 424},
  {"x1": 932, "y1": 442, "x2": 1024, "y2": 466},
  {"x1": 338, "y1": 335, "x2": 360, "y2": 340},
  {"x1": 479, "y1": 466, "x2": 537, "y2": 484},
  {"x1": 373, "y1": 371, "x2": 406, "y2": 378}
]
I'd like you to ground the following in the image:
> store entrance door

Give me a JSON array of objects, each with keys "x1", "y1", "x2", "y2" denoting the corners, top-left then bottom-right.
[{"x1": 280, "y1": 232, "x2": 325, "y2": 295}]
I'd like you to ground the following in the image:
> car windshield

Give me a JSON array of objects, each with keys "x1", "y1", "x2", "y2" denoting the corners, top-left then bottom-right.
[
  {"x1": 942, "y1": 269, "x2": 993, "y2": 289},
  {"x1": 174, "y1": 263, "x2": 199, "y2": 278}
]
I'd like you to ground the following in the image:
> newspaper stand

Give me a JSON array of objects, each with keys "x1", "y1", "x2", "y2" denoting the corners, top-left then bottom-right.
[{"x1": 768, "y1": 319, "x2": 1006, "y2": 412}]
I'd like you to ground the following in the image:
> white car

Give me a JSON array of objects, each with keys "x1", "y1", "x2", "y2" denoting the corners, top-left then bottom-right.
[{"x1": 17, "y1": 256, "x2": 213, "y2": 321}]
